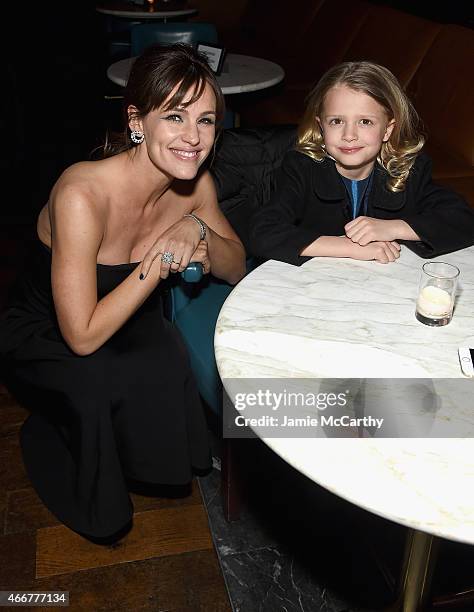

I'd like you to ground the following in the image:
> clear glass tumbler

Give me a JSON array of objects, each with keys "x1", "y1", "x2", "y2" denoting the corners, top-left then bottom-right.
[{"x1": 415, "y1": 261, "x2": 460, "y2": 326}]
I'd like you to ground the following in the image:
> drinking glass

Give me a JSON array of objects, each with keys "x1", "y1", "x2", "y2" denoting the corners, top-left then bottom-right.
[{"x1": 415, "y1": 261, "x2": 460, "y2": 326}]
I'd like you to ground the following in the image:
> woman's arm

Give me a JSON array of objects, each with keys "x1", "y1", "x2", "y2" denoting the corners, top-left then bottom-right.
[
  {"x1": 50, "y1": 183, "x2": 162, "y2": 356},
  {"x1": 140, "y1": 172, "x2": 246, "y2": 285},
  {"x1": 192, "y1": 172, "x2": 246, "y2": 284}
]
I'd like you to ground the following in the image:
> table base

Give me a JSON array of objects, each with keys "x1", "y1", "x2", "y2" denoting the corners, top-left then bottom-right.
[{"x1": 386, "y1": 529, "x2": 438, "y2": 612}]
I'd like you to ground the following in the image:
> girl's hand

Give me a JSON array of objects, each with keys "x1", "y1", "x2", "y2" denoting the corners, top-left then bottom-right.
[
  {"x1": 353, "y1": 240, "x2": 401, "y2": 263},
  {"x1": 140, "y1": 216, "x2": 202, "y2": 280},
  {"x1": 345, "y1": 217, "x2": 402, "y2": 245},
  {"x1": 190, "y1": 240, "x2": 211, "y2": 275}
]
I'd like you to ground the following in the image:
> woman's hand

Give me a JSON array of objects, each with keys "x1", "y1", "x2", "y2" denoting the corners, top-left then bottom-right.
[
  {"x1": 140, "y1": 216, "x2": 202, "y2": 280},
  {"x1": 190, "y1": 240, "x2": 211, "y2": 274},
  {"x1": 345, "y1": 217, "x2": 403, "y2": 245}
]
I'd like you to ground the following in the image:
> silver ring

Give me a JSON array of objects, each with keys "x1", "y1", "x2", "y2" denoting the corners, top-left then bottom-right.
[{"x1": 161, "y1": 251, "x2": 174, "y2": 265}]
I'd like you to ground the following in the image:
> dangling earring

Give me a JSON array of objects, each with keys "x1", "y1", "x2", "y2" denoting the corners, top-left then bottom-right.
[
  {"x1": 130, "y1": 130, "x2": 144, "y2": 144},
  {"x1": 321, "y1": 143, "x2": 326, "y2": 149}
]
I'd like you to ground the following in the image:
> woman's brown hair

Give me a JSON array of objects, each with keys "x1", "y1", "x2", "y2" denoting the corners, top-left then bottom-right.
[{"x1": 103, "y1": 43, "x2": 225, "y2": 157}]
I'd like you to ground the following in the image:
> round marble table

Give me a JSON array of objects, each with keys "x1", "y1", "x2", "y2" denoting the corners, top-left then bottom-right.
[
  {"x1": 107, "y1": 53, "x2": 285, "y2": 95},
  {"x1": 96, "y1": 1, "x2": 198, "y2": 20},
  {"x1": 214, "y1": 245, "x2": 474, "y2": 610}
]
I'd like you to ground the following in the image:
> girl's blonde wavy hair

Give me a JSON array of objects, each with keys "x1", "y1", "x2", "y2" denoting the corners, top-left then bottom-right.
[{"x1": 297, "y1": 61, "x2": 424, "y2": 192}]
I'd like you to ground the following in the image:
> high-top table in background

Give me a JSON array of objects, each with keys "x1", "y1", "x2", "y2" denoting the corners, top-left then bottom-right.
[
  {"x1": 214, "y1": 245, "x2": 474, "y2": 611},
  {"x1": 106, "y1": 53, "x2": 285, "y2": 95}
]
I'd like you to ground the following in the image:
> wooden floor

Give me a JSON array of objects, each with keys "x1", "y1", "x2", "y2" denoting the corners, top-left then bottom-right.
[{"x1": 0, "y1": 385, "x2": 231, "y2": 611}]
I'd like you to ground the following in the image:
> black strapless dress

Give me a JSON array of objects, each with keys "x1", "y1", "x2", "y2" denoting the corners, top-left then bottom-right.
[{"x1": 0, "y1": 243, "x2": 211, "y2": 538}]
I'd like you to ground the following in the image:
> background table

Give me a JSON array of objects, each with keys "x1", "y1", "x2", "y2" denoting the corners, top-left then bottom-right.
[
  {"x1": 214, "y1": 246, "x2": 474, "y2": 610},
  {"x1": 107, "y1": 53, "x2": 285, "y2": 94}
]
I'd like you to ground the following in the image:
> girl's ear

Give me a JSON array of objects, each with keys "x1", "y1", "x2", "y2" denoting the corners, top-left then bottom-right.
[
  {"x1": 127, "y1": 105, "x2": 142, "y2": 132},
  {"x1": 383, "y1": 118, "x2": 395, "y2": 142}
]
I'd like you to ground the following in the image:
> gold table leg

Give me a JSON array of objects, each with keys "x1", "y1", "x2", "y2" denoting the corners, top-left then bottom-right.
[{"x1": 386, "y1": 528, "x2": 439, "y2": 612}]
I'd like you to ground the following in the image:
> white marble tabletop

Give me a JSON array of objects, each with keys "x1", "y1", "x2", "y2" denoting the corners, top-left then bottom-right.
[
  {"x1": 107, "y1": 53, "x2": 285, "y2": 95},
  {"x1": 214, "y1": 246, "x2": 474, "y2": 544},
  {"x1": 96, "y1": 2, "x2": 198, "y2": 19}
]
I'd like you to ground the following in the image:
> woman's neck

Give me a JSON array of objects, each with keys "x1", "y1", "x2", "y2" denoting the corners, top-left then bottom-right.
[{"x1": 120, "y1": 149, "x2": 172, "y2": 210}]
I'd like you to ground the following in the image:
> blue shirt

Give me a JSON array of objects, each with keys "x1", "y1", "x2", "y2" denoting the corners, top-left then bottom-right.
[{"x1": 340, "y1": 171, "x2": 374, "y2": 219}]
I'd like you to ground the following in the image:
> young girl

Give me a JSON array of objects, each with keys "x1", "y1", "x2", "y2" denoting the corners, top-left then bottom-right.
[{"x1": 249, "y1": 61, "x2": 474, "y2": 265}]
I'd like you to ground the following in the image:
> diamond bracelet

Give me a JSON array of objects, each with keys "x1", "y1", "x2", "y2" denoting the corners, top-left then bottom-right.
[{"x1": 184, "y1": 213, "x2": 207, "y2": 241}]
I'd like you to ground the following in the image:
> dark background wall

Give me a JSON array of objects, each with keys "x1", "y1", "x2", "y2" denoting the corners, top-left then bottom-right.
[
  {"x1": 373, "y1": 0, "x2": 473, "y2": 28},
  {"x1": 0, "y1": 0, "x2": 472, "y2": 224},
  {"x1": 1, "y1": 1, "x2": 107, "y2": 222}
]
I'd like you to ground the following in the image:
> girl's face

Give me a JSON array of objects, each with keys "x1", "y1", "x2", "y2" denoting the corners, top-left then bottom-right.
[
  {"x1": 129, "y1": 82, "x2": 217, "y2": 181},
  {"x1": 317, "y1": 84, "x2": 394, "y2": 179}
]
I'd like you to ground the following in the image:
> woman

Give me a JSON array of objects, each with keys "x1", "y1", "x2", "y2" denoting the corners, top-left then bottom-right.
[{"x1": 0, "y1": 43, "x2": 245, "y2": 540}]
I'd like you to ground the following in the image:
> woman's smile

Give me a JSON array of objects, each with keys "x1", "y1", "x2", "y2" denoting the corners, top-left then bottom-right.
[{"x1": 170, "y1": 148, "x2": 201, "y2": 160}]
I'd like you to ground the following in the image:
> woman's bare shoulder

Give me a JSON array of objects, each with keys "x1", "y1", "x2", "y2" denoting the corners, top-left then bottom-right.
[
  {"x1": 54, "y1": 160, "x2": 107, "y2": 195},
  {"x1": 39, "y1": 155, "x2": 130, "y2": 248},
  {"x1": 40, "y1": 159, "x2": 119, "y2": 236},
  {"x1": 50, "y1": 157, "x2": 123, "y2": 215}
]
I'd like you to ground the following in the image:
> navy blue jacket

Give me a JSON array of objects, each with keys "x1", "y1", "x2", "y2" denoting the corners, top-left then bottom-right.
[{"x1": 249, "y1": 150, "x2": 474, "y2": 265}]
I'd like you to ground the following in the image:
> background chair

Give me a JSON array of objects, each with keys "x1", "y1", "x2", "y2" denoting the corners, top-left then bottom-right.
[
  {"x1": 130, "y1": 22, "x2": 219, "y2": 56},
  {"x1": 104, "y1": 16, "x2": 141, "y2": 62}
]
